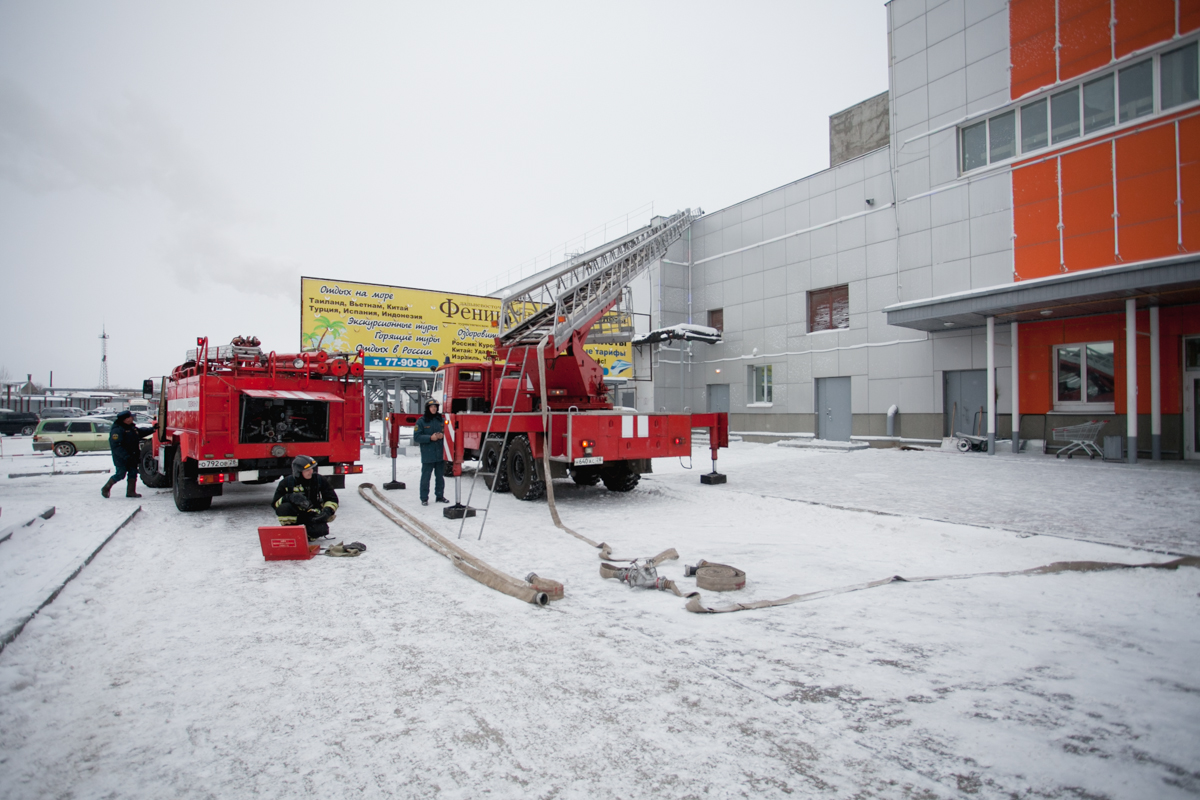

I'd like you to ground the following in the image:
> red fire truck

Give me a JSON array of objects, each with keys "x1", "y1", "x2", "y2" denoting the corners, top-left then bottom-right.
[
  {"x1": 388, "y1": 210, "x2": 729, "y2": 506},
  {"x1": 139, "y1": 336, "x2": 366, "y2": 512}
]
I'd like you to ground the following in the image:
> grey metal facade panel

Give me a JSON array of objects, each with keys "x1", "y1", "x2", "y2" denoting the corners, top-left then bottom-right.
[
  {"x1": 965, "y1": 10, "x2": 1008, "y2": 62},
  {"x1": 894, "y1": 88, "x2": 931, "y2": 132},
  {"x1": 838, "y1": 246, "x2": 868, "y2": 284},
  {"x1": 932, "y1": 257, "x2": 973, "y2": 296},
  {"x1": 836, "y1": 217, "x2": 867, "y2": 251},
  {"x1": 965, "y1": 0, "x2": 1006, "y2": 26},
  {"x1": 898, "y1": 339, "x2": 933, "y2": 377},
  {"x1": 971, "y1": 250, "x2": 1012, "y2": 288},
  {"x1": 784, "y1": 201, "x2": 810, "y2": 233},
  {"x1": 839, "y1": 343, "x2": 870, "y2": 375},
  {"x1": 926, "y1": 31, "x2": 966, "y2": 81},
  {"x1": 926, "y1": 0, "x2": 965, "y2": 45},
  {"x1": 928, "y1": 69, "x2": 967, "y2": 118},
  {"x1": 869, "y1": 343, "x2": 900, "y2": 378},
  {"x1": 892, "y1": 16, "x2": 928, "y2": 62},
  {"x1": 867, "y1": 240, "x2": 899, "y2": 277},
  {"x1": 969, "y1": 209, "x2": 1013, "y2": 256},
  {"x1": 966, "y1": 50, "x2": 1009, "y2": 102},
  {"x1": 868, "y1": 377, "x2": 901, "y2": 413},
  {"x1": 900, "y1": 265, "x2": 933, "y2": 300},
  {"x1": 968, "y1": 172, "x2": 1012, "y2": 216},
  {"x1": 931, "y1": 184, "x2": 970, "y2": 225},
  {"x1": 891, "y1": 0, "x2": 926, "y2": 29},
  {"x1": 899, "y1": 230, "x2": 933, "y2": 269},
  {"x1": 931, "y1": 220, "x2": 971, "y2": 264}
]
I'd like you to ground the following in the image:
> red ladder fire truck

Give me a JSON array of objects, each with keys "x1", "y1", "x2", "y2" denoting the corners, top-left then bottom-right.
[
  {"x1": 139, "y1": 337, "x2": 366, "y2": 512},
  {"x1": 388, "y1": 210, "x2": 729, "y2": 513}
]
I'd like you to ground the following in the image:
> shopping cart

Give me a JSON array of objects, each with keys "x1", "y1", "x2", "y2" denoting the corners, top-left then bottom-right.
[{"x1": 1049, "y1": 420, "x2": 1108, "y2": 459}]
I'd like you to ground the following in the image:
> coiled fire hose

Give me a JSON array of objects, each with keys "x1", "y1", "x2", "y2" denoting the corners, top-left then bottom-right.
[
  {"x1": 359, "y1": 483, "x2": 559, "y2": 606},
  {"x1": 684, "y1": 560, "x2": 747, "y2": 592}
]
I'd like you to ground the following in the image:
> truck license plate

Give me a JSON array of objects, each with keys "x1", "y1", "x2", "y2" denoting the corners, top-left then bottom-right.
[
  {"x1": 198, "y1": 458, "x2": 238, "y2": 468},
  {"x1": 573, "y1": 456, "x2": 604, "y2": 466}
]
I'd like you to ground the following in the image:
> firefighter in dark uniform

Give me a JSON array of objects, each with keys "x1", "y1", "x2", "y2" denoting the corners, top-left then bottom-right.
[
  {"x1": 413, "y1": 399, "x2": 449, "y2": 506},
  {"x1": 273, "y1": 454, "x2": 339, "y2": 540},
  {"x1": 102, "y1": 410, "x2": 155, "y2": 498}
]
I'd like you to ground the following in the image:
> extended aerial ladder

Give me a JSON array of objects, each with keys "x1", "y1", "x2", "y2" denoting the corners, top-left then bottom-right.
[{"x1": 388, "y1": 209, "x2": 729, "y2": 530}]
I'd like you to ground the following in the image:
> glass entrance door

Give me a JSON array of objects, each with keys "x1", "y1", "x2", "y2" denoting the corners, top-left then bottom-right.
[{"x1": 1185, "y1": 337, "x2": 1200, "y2": 461}]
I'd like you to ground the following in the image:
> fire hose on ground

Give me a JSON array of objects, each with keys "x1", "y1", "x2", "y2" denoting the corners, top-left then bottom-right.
[{"x1": 358, "y1": 483, "x2": 562, "y2": 606}]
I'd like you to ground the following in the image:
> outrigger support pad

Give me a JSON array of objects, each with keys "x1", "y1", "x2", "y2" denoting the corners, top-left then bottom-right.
[
  {"x1": 383, "y1": 457, "x2": 405, "y2": 490},
  {"x1": 443, "y1": 474, "x2": 475, "y2": 518},
  {"x1": 701, "y1": 472, "x2": 727, "y2": 485}
]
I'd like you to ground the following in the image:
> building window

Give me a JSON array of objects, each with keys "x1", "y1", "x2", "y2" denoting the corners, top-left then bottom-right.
[
  {"x1": 1054, "y1": 342, "x2": 1115, "y2": 409},
  {"x1": 1119, "y1": 60, "x2": 1153, "y2": 122},
  {"x1": 1051, "y1": 86, "x2": 1081, "y2": 143},
  {"x1": 748, "y1": 364, "x2": 772, "y2": 404},
  {"x1": 959, "y1": 38, "x2": 1199, "y2": 174},
  {"x1": 708, "y1": 308, "x2": 723, "y2": 333},
  {"x1": 1161, "y1": 41, "x2": 1199, "y2": 109},
  {"x1": 809, "y1": 285, "x2": 849, "y2": 333}
]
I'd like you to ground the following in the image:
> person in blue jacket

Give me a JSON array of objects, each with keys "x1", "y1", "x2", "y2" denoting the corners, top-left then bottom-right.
[
  {"x1": 413, "y1": 399, "x2": 449, "y2": 506},
  {"x1": 101, "y1": 410, "x2": 155, "y2": 498}
]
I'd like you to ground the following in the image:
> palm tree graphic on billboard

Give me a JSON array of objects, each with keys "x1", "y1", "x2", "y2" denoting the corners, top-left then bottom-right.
[{"x1": 303, "y1": 315, "x2": 348, "y2": 353}]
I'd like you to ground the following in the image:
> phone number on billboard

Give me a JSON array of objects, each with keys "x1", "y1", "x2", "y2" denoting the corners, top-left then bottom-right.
[{"x1": 364, "y1": 356, "x2": 439, "y2": 369}]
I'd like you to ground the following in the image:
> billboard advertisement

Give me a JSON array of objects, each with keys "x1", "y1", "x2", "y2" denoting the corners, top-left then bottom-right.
[{"x1": 300, "y1": 277, "x2": 631, "y2": 377}]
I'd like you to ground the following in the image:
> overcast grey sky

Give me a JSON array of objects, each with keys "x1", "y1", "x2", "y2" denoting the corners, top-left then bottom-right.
[{"x1": 0, "y1": 1, "x2": 888, "y2": 389}]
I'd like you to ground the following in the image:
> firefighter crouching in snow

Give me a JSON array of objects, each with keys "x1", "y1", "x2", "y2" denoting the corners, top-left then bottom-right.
[
  {"x1": 102, "y1": 410, "x2": 155, "y2": 499},
  {"x1": 273, "y1": 455, "x2": 339, "y2": 540}
]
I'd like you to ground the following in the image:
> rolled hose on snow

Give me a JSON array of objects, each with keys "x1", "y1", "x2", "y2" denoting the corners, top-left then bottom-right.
[{"x1": 358, "y1": 483, "x2": 556, "y2": 606}]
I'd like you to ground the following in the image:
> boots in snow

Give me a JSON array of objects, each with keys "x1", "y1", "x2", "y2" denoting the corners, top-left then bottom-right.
[
  {"x1": 126, "y1": 476, "x2": 142, "y2": 498},
  {"x1": 101, "y1": 476, "x2": 119, "y2": 498}
]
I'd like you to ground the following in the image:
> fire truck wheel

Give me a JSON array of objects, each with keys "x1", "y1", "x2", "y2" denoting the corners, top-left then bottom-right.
[
  {"x1": 506, "y1": 434, "x2": 545, "y2": 501},
  {"x1": 173, "y1": 450, "x2": 212, "y2": 512},
  {"x1": 601, "y1": 462, "x2": 640, "y2": 492},
  {"x1": 571, "y1": 466, "x2": 601, "y2": 486},
  {"x1": 139, "y1": 442, "x2": 171, "y2": 488},
  {"x1": 480, "y1": 438, "x2": 510, "y2": 492}
]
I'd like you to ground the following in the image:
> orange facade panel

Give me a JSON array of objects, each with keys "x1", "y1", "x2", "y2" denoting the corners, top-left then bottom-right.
[
  {"x1": 1014, "y1": 159, "x2": 1062, "y2": 278},
  {"x1": 1114, "y1": 0, "x2": 1176, "y2": 58},
  {"x1": 1011, "y1": 0, "x2": 1058, "y2": 98},
  {"x1": 1062, "y1": 144, "x2": 1116, "y2": 270},
  {"x1": 1060, "y1": 0, "x2": 1114, "y2": 81},
  {"x1": 1183, "y1": 0, "x2": 1200, "y2": 35},
  {"x1": 1116, "y1": 125, "x2": 1178, "y2": 261},
  {"x1": 1180, "y1": 116, "x2": 1200, "y2": 251}
]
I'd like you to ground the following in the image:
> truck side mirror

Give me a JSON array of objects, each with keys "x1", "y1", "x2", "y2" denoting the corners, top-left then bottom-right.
[{"x1": 142, "y1": 379, "x2": 154, "y2": 398}]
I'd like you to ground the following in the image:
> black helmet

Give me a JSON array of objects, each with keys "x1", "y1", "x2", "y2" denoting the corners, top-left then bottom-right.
[{"x1": 292, "y1": 455, "x2": 318, "y2": 477}]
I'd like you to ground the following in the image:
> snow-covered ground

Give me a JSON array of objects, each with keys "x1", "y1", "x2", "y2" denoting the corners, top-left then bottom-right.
[{"x1": 1, "y1": 436, "x2": 1198, "y2": 799}]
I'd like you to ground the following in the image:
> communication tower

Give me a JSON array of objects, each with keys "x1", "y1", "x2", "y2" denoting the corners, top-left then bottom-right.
[{"x1": 99, "y1": 325, "x2": 110, "y2": 390}]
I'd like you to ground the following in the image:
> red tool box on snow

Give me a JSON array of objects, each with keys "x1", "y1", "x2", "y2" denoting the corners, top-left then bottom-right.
[{"x1": 258, "y1": 525, "x2": 317, "y2": 561}]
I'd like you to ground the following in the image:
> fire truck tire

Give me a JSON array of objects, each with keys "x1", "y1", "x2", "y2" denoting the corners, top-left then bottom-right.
[
  {"x1": 571, "y1": 466, "x2": 601, "y2": 486},
  {"x1": 139, "y1": 440, "x2": 171, "y2": 489},
  {"x1": 173, "y1": 451, "x2": 212, "y2": 512},
  {"x1": 480, "y1": 438, "x2": 510, "y2": 492},
  {"x1": 506, "y1": 434, "x2": 545, "y2": 501},
  {"x1": 601, "y1": 462, "x2": 640, "y2": 492}
]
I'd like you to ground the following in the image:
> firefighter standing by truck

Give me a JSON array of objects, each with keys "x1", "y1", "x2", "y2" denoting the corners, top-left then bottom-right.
[
  {"x1": 102, "y1": 410, "x2": 155, "y2": 499},
  {"x1": 414, "y1": 399, "x2": 449, "y2": 506},
  {"x1": 273, "y1": 455, "x2": 339, "y2": 540}
]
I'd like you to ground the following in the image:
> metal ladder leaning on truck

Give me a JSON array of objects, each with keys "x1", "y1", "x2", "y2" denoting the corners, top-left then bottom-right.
[
  {"x1": 139, "y1": 336, "x2": 366, "y2": 512},
  {"x1": 387, "y1": 209, "x2": 730, "y2": 522}
]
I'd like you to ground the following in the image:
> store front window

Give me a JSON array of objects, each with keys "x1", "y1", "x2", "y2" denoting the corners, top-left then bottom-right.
[{"x1": 1054, "y1": 342, "x2": 1115, "y2": 410}]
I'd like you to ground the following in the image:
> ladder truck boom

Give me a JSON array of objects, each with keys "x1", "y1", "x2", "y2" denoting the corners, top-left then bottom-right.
[{"x1": 388, "y1": 209, "x2": 729, "y2": 515}]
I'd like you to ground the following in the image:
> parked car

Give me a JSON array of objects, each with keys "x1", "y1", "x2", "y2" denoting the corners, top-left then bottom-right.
[
  {"x1": 92, "y1": 411, "x2": 156, "y2": 427},
  {"x1": 0, "y1": 408, "x2": 39, "y2": 436},
  {"x1": 32, "y1": 416, "x2": 113, "y2": 457},
  {"x1": 38, "y1": 406, "x2": 87, "y2": 420}
]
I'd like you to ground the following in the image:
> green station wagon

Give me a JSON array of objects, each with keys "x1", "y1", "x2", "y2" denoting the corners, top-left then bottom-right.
[{"x1": 32, "y1": 417, "x2": 113, "y2": 457}]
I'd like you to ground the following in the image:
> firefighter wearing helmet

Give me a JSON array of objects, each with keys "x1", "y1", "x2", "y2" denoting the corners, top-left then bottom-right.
[
  {"x1": 272, "y1": 455, "x2": 339, "y2": 540},
  {"x1": 413, "y1": 398, "x2": 449, "y2": 506}
]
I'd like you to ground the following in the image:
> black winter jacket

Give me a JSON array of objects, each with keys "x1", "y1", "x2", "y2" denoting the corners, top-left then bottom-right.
[{"x1": 108, "y1": 422, "x2": 154, "y2": 462}]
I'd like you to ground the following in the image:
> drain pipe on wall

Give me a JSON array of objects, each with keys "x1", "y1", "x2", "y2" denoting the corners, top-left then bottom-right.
[{"x1": 887, "y1": 404, "x2": 899, "y2": 437}]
